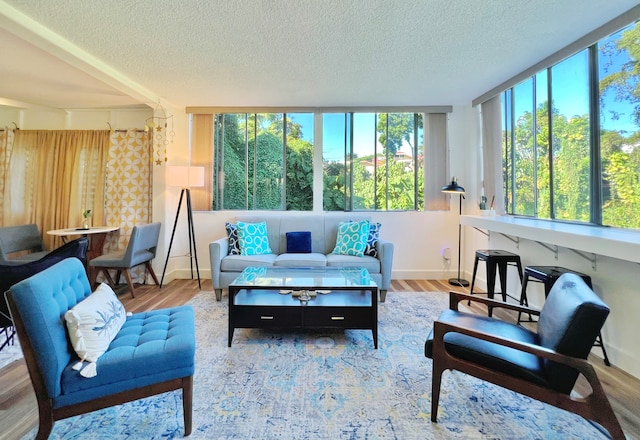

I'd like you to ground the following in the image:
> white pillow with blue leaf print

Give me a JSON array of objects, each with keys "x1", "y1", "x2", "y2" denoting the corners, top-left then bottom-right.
[{"x1": 64, "y1": 283, "x2": 126, "y2": 377}]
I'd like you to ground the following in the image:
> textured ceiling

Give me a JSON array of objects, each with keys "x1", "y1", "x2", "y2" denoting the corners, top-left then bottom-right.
[{"x1": 1, "y1": 0, "x2": 639, "y2": 110}]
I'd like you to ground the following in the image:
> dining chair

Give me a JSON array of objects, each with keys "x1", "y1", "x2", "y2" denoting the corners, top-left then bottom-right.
[
  {"x1": 89, "y1": 222, "x2": 161, "y2": 298},
  {"x1": 0, "y1": 224, "x2": 48, "y2": 264}
]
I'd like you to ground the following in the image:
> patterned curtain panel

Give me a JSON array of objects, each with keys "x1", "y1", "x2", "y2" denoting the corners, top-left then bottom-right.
[{"x1": 102, "y1": 129, "x2": 153, "y2": 282}]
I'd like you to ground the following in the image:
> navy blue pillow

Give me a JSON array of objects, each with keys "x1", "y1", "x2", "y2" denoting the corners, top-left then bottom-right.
[{"x1": 286, "y1": 231, "x2": 312, "y2": 253}]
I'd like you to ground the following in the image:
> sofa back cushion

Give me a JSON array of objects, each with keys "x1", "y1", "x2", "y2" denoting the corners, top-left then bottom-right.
[
  {"x1": 8, "y1": 258, "x2": 92, "y2": 398},
  {"x1": 234, "y1": 215, "x2": 372, "y2": 255}
]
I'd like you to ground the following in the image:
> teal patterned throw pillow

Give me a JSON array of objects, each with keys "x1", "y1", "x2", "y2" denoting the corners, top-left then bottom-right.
[
  {"x1": 332, "y1": 220, "x2": 370, "y2": 257},
  {"x1": 237, "y1": 221, "x2": 272, "y2": 256}
]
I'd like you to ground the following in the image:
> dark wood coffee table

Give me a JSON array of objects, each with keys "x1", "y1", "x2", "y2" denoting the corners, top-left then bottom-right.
[{"x1": 228, "y1": 266, "x2": 379, "y2": 348}]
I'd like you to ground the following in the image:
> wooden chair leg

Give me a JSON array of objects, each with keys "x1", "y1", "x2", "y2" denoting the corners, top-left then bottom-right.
[
  {"x1": 145, "y1": 261, "x2": 160, "y2": 286},
  {"x1": 122, "y1": 270, "x2": 136, "y2": 298},
  {"x1": 182, "y1": 376, "x2": 193, "y2": 436},
  {"x1": 102, "y1": 269, "x2": 117, "y2": 290},
  {"x1": 35, "y1": 399, "x2": 54, "y2": 440},
  {"x1": 430, "y1": 364, "x2": 443, "y2": 422}
]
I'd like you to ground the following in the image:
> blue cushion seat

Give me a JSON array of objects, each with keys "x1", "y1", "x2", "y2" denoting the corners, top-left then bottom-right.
[{"x1": 58, "y1": 306, "x2": 195, "y2": 408}]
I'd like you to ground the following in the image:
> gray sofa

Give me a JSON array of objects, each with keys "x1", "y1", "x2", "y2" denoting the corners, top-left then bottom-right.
[{"x1": 209, "y1": 214, "x2": 394, "y2": 302}]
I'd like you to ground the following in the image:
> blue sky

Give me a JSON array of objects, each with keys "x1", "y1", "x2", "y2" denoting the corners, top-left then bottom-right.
[{"x1": 513, "y1": 22, "x2": 639, "y2": 137}]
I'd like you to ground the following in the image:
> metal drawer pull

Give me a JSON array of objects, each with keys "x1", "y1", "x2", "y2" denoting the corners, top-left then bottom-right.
[
  {"x1": 260, "y1": 316, "x2": 274, "y2": 320},
  {"x1": 331, "y1": 316, "x2": 345, "y2": 321}
]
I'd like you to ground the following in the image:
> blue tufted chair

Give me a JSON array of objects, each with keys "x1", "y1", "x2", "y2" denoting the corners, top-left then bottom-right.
[
  {"x1": 425, "y1": 273, "x2": 624, "y2": 439},
  {"x1": 5, "y1": 258, "x2": 195, "y2": 439}
]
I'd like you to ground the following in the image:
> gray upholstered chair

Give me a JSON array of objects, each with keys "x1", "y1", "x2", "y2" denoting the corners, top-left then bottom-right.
[
  {"x1": 89, "y1": 222, "x2": 161, "y2": 298},
  {"x1": 0, "y1": 224, "x2": 48, "y2": 265},
  {"x1": 425, "y1": 273, "x2": 624, "y2": 439}
]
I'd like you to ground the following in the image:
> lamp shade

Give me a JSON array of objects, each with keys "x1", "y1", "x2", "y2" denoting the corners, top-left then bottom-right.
[
  {"x1": 441, "y1": 177, "x2": 465, "y2": 194},
  {"x1": 166, "y1": 166, "x2": 205, "y2": 188}
]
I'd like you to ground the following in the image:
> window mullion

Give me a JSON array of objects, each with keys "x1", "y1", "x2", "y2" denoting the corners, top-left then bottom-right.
[{"x1": 589, "y1": 44, "x2": 602, "y2": 225}]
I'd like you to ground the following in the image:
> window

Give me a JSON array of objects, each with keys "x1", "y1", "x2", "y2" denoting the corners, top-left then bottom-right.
[
  {"x1": 212, "y1": 113, "x2": 314, "y2": 210},
  {"x1": 202, "y1": 110, "x2": 426, "y2": 212},
  {"x1": 323, "y1": 112, "x2": 424, "y2": 211},
  {"x1": 502, "y1": 20, "x2": 640, "y2": 229}
]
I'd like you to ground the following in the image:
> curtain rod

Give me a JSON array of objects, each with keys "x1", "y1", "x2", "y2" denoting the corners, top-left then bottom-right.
[{"x1": 0, "y1": 128, "x2": 145, "y2": 132}]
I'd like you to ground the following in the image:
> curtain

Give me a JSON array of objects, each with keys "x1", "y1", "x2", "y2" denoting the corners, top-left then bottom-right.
[
  {"x1": 102, "y1": 129, "x2": 153, "y2": 283},
  {"x1": 0, "y1": 128, "x2": 15, "y2": 225},
  {"x1": 424, "y1": 113, "x2": 449, "y2": 210},
  {"x1": 191, "y1": 114, "x2": 214, "y2": 211},
  {"x1": 0, "y1": 129, "x2": 109, "y2": 250},
  {"x1": 480, "y1": 96, "x2": 504, "y2": 214}
]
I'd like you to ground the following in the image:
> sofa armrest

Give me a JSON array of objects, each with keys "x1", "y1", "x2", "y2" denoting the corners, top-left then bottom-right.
[
  {"x1": 376, "y1": 238, "x2": 394, "y2": 291},
  {"x1": 209, "y1": 237, "x2": 229, "y2": 290}
]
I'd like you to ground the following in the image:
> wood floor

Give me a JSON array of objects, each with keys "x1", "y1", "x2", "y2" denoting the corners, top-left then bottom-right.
[{"x1": 1, "y1": 279, "x2": 638, "y2": 440}]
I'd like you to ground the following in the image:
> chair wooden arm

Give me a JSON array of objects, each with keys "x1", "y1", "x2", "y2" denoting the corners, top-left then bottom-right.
[
  {"x1": 431, "y1": 317, "x2": 625, "y2": 439},
  {"x1": 448, "y1": 290, "x2": 540, "y2": 317},
  {"x1": 434, "y1": 318, "x2": 593, "y2": 375}
]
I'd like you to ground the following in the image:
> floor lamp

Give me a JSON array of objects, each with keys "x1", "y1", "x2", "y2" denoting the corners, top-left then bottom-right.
[
  {"x1": 442, "y1": 177, "x2": 469, "y2": 287},
  {"x1": 160, "y1": 166, "x2": 204, "y2": 288}
]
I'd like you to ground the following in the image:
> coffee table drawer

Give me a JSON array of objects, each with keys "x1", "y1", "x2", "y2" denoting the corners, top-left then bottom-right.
[
  {"x1": 233, "y1": 306, "x2": 301, "y2": 328},
  {"x1": 304, "y1": 307, "x2": 372, "y2": 328}
]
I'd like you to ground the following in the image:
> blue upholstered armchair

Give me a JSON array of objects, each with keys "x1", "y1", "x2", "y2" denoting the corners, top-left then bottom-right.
[{"x1": 5, "y1": 258, "x2": 195, "y2": 439}]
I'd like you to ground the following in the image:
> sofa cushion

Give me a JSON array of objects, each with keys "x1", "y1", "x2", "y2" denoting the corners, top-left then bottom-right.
[
  {"x1": 331, "y1": 220, "x2": 369, "y2": 257},
  {"x1": 365, "y1": 222, "x2": 381, "y2": 258},
  {"x1": 237, "y1": 221, "x2": 272, "y2": 256},
  {"x1": 286, "y1": 231, "x2": 312, "y2": 253},
  {"x1": 64, "y1": 283, "x2": 126, "y2": 369},
  {"x1": 221, "y1": 253, "x2": 278, "y2": 271},
  {"x1": 326, "y1": 254, "x2": 381, "y2": 274},
  {"x1": 225, "y1": 222, "x2": 241, "y2": 255},
  {"x1": 275, "y1": 253, "x2": 327, "y2": 267}
]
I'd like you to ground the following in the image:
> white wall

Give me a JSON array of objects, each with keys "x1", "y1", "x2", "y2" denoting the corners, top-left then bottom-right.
[{"x1": 3, "y1": 104, "x2": 639, "y2": 379}]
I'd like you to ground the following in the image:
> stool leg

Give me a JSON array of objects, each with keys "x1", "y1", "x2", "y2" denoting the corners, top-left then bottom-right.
[
  {"x1": 595, "y1": 333, "x2": 611, "y2": 366},
  {"x1": 486, "y1": 261, "x2": 497, "y2": 317},
  {"x1": 468, "y1": 256, "x2": 480, "y2": 306},
  {"x1": 517, "y1": 275, "x2": 530, "y2": 324},
  {"x1": 497, "y1": 262, "x2": 508, "y2": 303}
]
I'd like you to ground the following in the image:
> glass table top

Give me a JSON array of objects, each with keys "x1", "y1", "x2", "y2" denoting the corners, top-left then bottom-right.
[{"x1": 229, "y1": 266, "x2": 377, "y2": 289}]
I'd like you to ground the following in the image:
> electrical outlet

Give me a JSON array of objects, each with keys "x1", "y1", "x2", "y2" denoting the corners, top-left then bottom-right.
[{"x1": 441, "y1": 247, "x2": 451, "y2": 261}]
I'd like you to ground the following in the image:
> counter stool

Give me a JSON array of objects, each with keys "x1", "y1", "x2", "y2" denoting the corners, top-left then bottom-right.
[
  {"x1": 519, "y1": 265, "x2": 610, "y2": 366},
  {"x1": 469, "y1": 249, "x2": 524, "y2": 316}
]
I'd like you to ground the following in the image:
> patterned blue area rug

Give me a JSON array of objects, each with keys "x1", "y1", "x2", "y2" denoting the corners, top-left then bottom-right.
[{"x1": 24, "y1": 291, "x2": 606, "y2": 439}]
